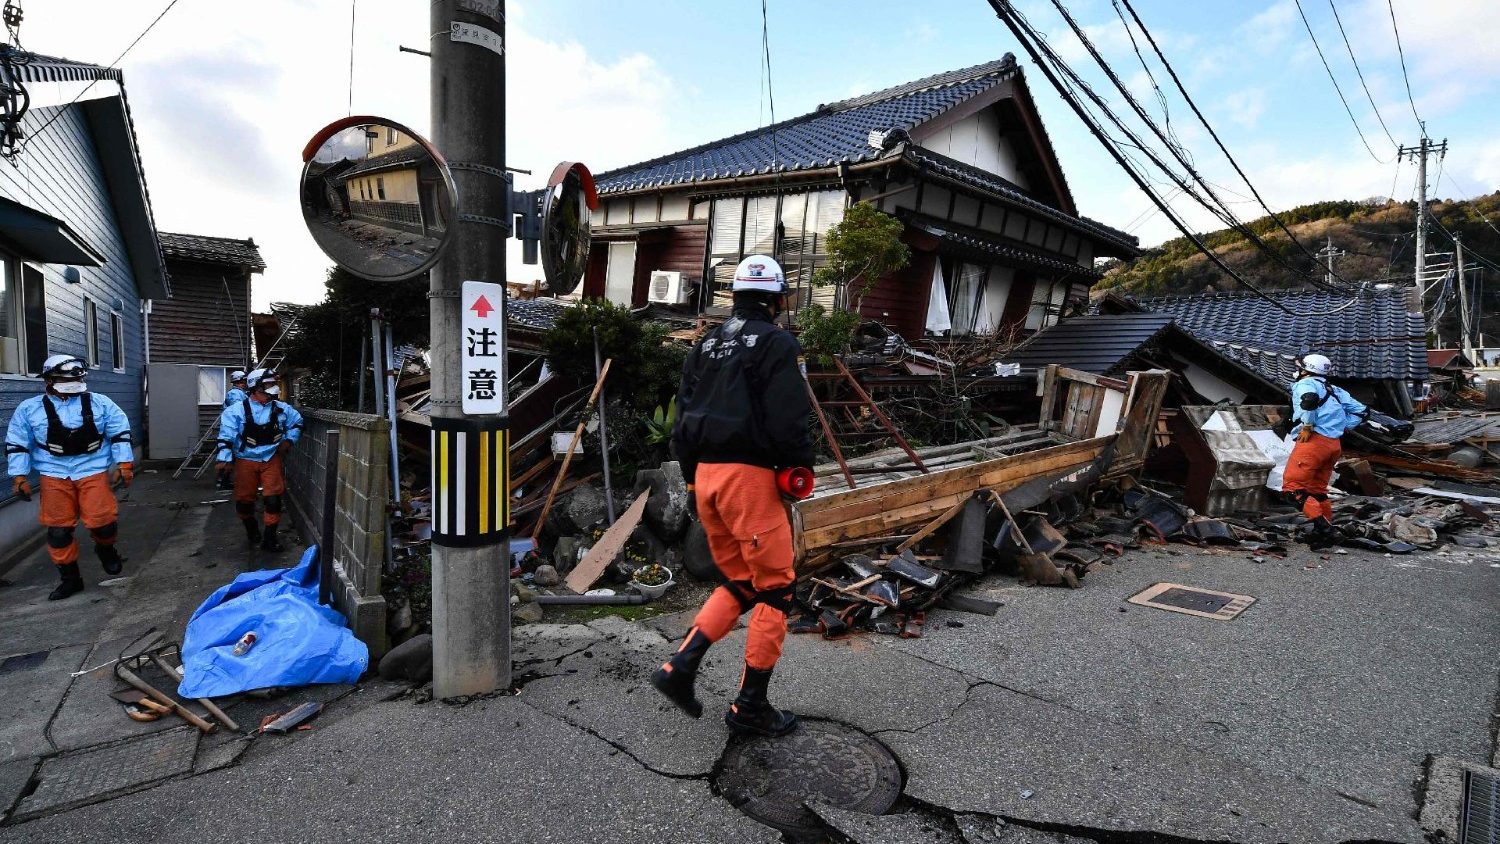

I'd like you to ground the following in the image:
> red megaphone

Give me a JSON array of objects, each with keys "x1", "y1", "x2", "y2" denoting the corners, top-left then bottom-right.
[{"x1": 776, "y1": 467, "x2": 815, "y2": 500}]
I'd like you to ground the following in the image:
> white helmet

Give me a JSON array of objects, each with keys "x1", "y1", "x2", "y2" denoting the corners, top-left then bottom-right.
[
  {"x1": 245, "y1": 368, "x2": 276, "y2": 390},
  {"x1": 41, "y1": 355, "x2": 87, "y2": 380},
  {"x1": 230, "y1": 370, "x2": 248, "y2": 384},
  {"x1": 731, "y1": 255, "x2": 786, "y2": 294},
  {"x1": 1300, "y1": 353, "x2": 1332, "y2": 376}
]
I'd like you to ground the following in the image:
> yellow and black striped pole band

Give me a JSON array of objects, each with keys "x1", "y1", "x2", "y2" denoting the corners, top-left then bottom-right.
[{"x1": 430, "y1": 416, "x2": 510, "y2": 548}]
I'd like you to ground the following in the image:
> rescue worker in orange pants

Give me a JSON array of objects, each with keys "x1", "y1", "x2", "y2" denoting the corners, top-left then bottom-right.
[
  {"x1": 216, "y1": 369, "x2": 303, "y2": 552},
  {"x1": 5, "y1": 356, "x2": 135, "y2": 600},
  {"x1": 651, "y1": 255, "x2": 814, "y2": 737},
  {"x1": 1282, "y1": 353, "x2": 1366, "y2": 550}
]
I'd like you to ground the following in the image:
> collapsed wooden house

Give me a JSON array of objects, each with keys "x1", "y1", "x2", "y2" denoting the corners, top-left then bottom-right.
[{"x1": 792, "y1": 365, "x2": 1169, "y2": 571}]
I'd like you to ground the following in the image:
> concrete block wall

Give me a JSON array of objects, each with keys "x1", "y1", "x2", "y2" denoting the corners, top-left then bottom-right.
[{"x1": 285, "y1": 408, "x2": 390, "y2": 657}]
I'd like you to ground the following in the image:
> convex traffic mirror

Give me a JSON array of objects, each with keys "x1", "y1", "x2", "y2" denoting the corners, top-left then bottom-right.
[
  {"x1": 539, "y1": 161, "x2": 598, "y2": 296},
  {"x1": 300, "y1": 116, "x2": 456, "y2": 282}
]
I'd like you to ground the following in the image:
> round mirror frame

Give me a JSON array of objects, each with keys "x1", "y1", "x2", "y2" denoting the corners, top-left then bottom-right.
[
  {"x1": 299, "y1": 115, "x2": 458, "y2": 283},
  {"x1": 539, "y1": 161, "x2": 599, "y2": 296}
]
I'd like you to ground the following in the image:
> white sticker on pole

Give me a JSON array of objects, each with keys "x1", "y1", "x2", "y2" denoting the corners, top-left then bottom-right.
[
  {"x1": 450, "y1": 21, "x2": 504, "y2": 57},
  {"x1": 461, "y1": 281, "x2": 505, "y2": 415}
]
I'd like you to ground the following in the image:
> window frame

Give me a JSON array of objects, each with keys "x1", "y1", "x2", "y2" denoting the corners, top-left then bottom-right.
[
  {"x1": 110, "y1": 309, "x2": 125, "y2": 373},
  {"x1": 376, "y1": 177, "x2": 386, "y2": 201},
  {"x1": 84, "y1": 297, "x2": 100, "y2": 369},
  {"x1": 198, "y1": 366, "x2": 228, "y2": 407}
]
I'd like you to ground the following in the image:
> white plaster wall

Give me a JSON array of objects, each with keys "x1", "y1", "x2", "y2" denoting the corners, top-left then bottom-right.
[
  {"x1": 919, "y1": 109, "x2": 1030, "y2": 190},
  {"x1": 1170, "y1": 351, "x2": 1248, "y2": 403}
]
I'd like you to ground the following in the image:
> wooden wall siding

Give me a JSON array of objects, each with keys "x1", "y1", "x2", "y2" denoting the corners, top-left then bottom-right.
[
  {"x1": 631, "y1": 225, "x2": 707, "y2": 308},
  {"x1": 0, "y1": 103, "x2": 148, "y2": 460},
  {"x1": 999, "y1": 273, "x2": 1035, "y2": 333},
  {"x1": 150, "y1": 265, "x2": 251, "y2": 365},
  {"x1": 582, "y1": 245, "x2": 608, "y2": 299},
  {"x1": 858, "y1": 250, "x2": 935, "y2": 341}
]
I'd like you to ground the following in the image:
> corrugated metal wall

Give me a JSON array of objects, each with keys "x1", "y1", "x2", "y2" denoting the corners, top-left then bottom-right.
[{"x1": 0, "y1": 103, "x2": 147, "y2": 457}]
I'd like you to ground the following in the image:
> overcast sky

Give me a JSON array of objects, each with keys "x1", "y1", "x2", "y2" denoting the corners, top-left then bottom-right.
[{"x1": 21, "y1": 0, "x2": 1500, "y2": 309}]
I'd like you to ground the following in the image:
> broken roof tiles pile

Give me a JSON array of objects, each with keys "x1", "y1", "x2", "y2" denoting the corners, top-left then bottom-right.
[
  {"x1": 1135, "y1": 287, "x2": 1427, "y2": 382},
  {"x1": 158, "y1": 232, "x2": 266, "y2": 272},
  {"x1": 594, "y1": 57, "x2": 1020, "y2": 194},
  {"x1": 507, "y1": 298, "x2": 570, "y2": 332}
]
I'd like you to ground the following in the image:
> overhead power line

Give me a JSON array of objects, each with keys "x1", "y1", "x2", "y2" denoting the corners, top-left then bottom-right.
[
  {"x1": 1385, "y1": 0, "x2": 1424, "y2": 129},
  {"x1": 1326, "y1": 0, "x2": 1398, "y2": 149},
  {"x1": 987, "y1": 0, "x2": 1357, "y2": 316},
  {"x1": 23, "y1": 0, "x2": 184, "y2": 148},
  {"x1": 1293, "y1": 0, "x2": 1391, "y2": 163},
  {"x1": 1050, "y1": 0, "x2": 1355, "y2": 292}
]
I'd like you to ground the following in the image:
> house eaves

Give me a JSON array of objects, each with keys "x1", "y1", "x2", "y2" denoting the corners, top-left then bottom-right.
[{"x1": 81, "y1": 93, "x2": 169, "y2": 300}]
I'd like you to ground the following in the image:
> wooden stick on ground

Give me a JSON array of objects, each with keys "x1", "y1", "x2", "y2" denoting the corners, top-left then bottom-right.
[{"x1": 532, "y1": 360, "x2": 612, "y2": 541}]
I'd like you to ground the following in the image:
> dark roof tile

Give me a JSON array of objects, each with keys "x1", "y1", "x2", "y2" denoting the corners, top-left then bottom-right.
[{"x1": 158, "y1": 232, "x2": 266, "y2": 272}]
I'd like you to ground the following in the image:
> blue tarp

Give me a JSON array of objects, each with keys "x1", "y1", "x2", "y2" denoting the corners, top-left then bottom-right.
[{"x1": 178, "y1": 546, "x2": 368, "y2": 698}]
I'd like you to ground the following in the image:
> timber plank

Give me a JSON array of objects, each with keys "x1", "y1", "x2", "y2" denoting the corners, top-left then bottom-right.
[
  {"x1": 799, "y1": 438, "x2": 1105, "y2": 530},
  {"x1": 798, "y1": 439, "x2": 1109, "y2": 552},
  {"x1": 564, "y1": 491, "x2": 649, "y2": 593}
]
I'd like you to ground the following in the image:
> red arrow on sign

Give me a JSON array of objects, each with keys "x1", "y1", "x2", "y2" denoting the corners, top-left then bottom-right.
[{"x1": 469, "y1": 295, "x2": 495, "y2": 318}]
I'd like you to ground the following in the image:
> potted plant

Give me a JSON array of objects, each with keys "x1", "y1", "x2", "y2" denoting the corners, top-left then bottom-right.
[{"x1": 629, "y1": 563, "x2": 675, "y2": 600}]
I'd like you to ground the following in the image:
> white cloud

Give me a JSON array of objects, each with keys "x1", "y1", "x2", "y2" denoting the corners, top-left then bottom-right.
[
  {"x1": 1222, "y1": 88, "x2": 1267, "y2": 129},
  {"x1": 20, "y1": 0, "x2": 679, "y2": 309}
]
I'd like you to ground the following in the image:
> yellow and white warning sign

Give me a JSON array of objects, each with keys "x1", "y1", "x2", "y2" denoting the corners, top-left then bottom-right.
[{"x1": 430, "y1": 416, "x2": 509, "y2": 548}]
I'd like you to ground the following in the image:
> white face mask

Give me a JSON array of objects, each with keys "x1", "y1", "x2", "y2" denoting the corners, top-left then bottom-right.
[
  {"x1": 53, "y1": 381, "x2": 87, "y2": 395},
  {"x1": 264, "y1": 386, "x2": 281, "y2": 397}
]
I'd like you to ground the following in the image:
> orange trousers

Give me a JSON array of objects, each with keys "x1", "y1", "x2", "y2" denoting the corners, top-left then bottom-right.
[
  {"x1": 1283, "y1": 432, "x2": 1341, "y2": 520},
  {"x1": 234, "y1": 454, "x2": 286, "y2": 525},
  {"x1": 689, "y1": 463, "x2": 795, "y2": 671},
  {"x1": 39, "y1": 473, "x2": 119, "y2": 565}
]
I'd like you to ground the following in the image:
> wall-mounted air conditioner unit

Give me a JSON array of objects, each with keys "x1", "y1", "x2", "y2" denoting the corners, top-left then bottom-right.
[{"x1": 647, "y1": 270, "x2": 688, "y2": 305}]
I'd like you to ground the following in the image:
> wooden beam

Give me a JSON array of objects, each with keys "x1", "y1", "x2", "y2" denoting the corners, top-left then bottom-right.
[
  {"x1": 563, "y1": 491, "x2": 649, "y2": 593},
  {"x1": 894, "y1": 496, "x2": 971, "y2": 554}
]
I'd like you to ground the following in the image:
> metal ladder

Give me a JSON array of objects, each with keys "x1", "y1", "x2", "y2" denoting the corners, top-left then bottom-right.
[{"x1": 172, "y1": 313, "x2": 300, "y2": 479}]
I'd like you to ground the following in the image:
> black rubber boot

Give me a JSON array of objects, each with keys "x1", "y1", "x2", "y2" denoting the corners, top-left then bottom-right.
[
  {"x1": 1303, "y1": 517, "x2": 1340, "y2": 551},
  {"x1": 725, "y1": 665, "x2": 799, "y2": 737},
  {"x1": 95, "y1": 544, "x2": 124, "y2": 576},
  {"x1": 651, "y1": 627, "x2": 713, "y2": 718},
  {"x1": 242, "y1": 517, "x2": 261, "y2": 546},
  {"x1": 260, "y1": 523, "x2": 283, "y2": 552},
  {"x1": 48, "y1": 563, "x2": 84, "y2": 601}
]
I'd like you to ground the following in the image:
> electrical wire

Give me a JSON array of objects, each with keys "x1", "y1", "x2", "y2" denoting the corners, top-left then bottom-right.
[
  {"x1": 988, "y1": 1, "x2": 1357, "y2": 316},
  {"x1": 1442, "y1": 171, "x2": 1500, "y2": 239},
  {"x1": 347, "y1": 0, "x2": 357, "y2": 116},
  {"x1": 760, "y1": 0, "x2": 780, "y2": 175},
  {"x1": 1327, "y1": 0, "x2": 1397, "y2": 149},
  {"x1": 1116, "y1": 0, "x2": 1363, "y2": 291},
  {"x1": 1046, "y1": 0, "x2": 1355, "y2": 292},
  {"x1": 1293, "y1": 0, "x2": 1390, "y2": 163},
  {"x1": 1107, "y1": 0, "x2": 1187, "y2": 164},
  {"x1": 1385, "y1": 0, "x2": 1423, "y2": 129},
  {"x1": 23, "y1": 0, "x2": 183, "y2": 147}
]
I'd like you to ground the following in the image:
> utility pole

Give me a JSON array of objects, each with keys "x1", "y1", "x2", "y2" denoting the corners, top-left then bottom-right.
[
  {"x1": 430, "y1": 0, "x2": 510, "y2": 698},
  {"x1": 1399, "y1": 129, "x2": 1448, "y2": 313},
  {"x1": 1456, "y1": 234, "x2": 1475, "y2": 360},
  {"x1": 1314, "y1": 235, "x2": 1345, "y2": 288}
]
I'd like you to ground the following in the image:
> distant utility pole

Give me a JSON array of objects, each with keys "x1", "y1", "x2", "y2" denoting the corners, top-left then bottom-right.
[
  {"x1": 1314, "y1": 235, "x2": 1345, "y2": 288},
  {"x1": 1399, "y1": 129, "x2": 1448, "y2": 313},
  {"x1": 1456, "y1": 234, "x2": 1475, "y2": 360},
  {"x1": 430, "y1": 0, "x2": 510, "y2": 698}
]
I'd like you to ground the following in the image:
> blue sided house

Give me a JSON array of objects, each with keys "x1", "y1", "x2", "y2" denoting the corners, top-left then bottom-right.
[{"x1": 0, "y1": 53, "x2": 170, "y2": 563}]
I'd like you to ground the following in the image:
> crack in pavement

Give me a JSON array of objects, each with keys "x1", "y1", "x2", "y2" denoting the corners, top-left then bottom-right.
[{"x1": 518, "y1": 697, "x2": 712, "y2": 782}]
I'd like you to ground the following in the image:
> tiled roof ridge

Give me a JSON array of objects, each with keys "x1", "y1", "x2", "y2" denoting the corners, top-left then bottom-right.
[
  {"x1": 159, "y1": 231, "x2": 258, "y2": 248},
  {"x1": 817, "y1": 55, "x2": 1017, "y2": 113},
  {"x1": 1134, "y1": 285, "x2": 1407, "y2": 305},
  {"x1": 592, "y1": 57, "x2": 1019, "y2": 189}
]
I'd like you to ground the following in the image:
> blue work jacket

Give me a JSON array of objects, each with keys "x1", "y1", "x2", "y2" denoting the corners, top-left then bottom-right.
[
  {"x1": 216, "y1": 398, "x2": 304, "y2": 463},
  {"x1": 223, "y1": 387, "x2": 248, "y2": 408},
  {"x1": 6, "y1": 392, "x2": 134, "y2": 480},
  {"x1": 1291, "y1": 376, "x2": 1367, "y2": 439}
]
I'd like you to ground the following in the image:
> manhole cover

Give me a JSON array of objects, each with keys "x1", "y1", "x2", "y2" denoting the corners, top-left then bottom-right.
[
  {"x1": 1127, "y1": 582, "x2": 1255, "y2": 620},
  {"x1": 12, "y1": 727, "x2": 198, "y2": 821},
  {"x1": 715, "y1": 720, "x2": 903, "y2": 837},
  {"x1": 0, "y1": 651, "x2": 48, "y2": 675}
]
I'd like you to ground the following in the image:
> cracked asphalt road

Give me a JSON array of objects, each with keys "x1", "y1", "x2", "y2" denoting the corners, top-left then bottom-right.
[{"x1": 2, "y1": 506, "x2": 1495, "y2": 842}]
